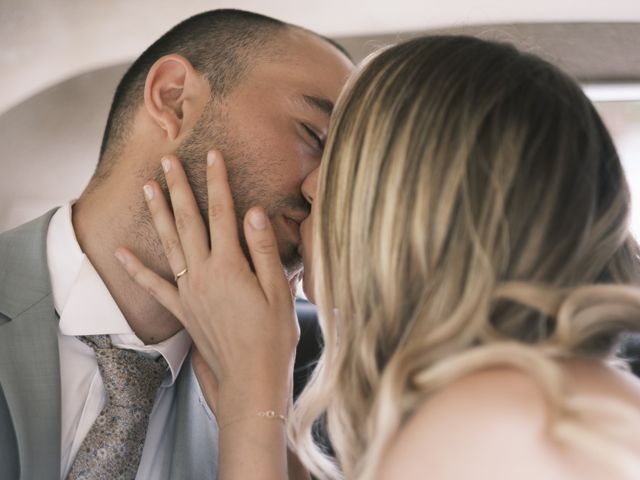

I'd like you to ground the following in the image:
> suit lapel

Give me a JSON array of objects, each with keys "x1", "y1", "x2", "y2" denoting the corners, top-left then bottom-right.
[
  {"x1": 0, "y1": 210, "x2": 62, "y2": 477},
  {"x1": 169, "y1": 352, "x2": 219, "y2": 479},
  {"x1": 0, "y1": 295, "x2": 61, "y2": 478}
]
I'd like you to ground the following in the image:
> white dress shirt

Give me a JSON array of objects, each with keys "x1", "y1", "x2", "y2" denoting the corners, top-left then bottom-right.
[{"x1": 47, "y1": 203, "x2": 192, "y2": 479}]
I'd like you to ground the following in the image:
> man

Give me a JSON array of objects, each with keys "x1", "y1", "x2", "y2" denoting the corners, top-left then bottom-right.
[{"x1": 0, "y1": 9, "x2": 352, "y2": 479}]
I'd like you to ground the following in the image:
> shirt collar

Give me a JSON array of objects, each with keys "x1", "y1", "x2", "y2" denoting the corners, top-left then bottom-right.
[{"x1": 47, "y1": 203, "x2": 191, "y2": 385}]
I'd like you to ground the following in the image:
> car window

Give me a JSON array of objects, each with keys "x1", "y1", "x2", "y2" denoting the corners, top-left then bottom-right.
[{"x1": 592, "y1": 95, "x2": 640, "y2": 239}]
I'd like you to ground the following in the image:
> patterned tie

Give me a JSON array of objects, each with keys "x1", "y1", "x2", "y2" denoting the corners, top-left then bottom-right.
[{"x1": 66, "y1": 335, "x2": 168, "y2": 480}]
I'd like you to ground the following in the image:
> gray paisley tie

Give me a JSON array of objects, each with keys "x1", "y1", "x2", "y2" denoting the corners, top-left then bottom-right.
[{"x1": 66, "y1": 335, "x2": 168, "y2": 480}]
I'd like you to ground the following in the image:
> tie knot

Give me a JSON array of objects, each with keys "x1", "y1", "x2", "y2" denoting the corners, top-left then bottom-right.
[{"x1": 80, "y1": 335, "x2": 168, "y2": 408}]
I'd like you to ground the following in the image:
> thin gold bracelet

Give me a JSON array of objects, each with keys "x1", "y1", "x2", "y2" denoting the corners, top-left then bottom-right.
[
  {"x1": 257, "y1": 410, "x2": 286, "y2": 421},
  {"x1": 219, "y1": 410, "x2": 286, "y2": 430}
]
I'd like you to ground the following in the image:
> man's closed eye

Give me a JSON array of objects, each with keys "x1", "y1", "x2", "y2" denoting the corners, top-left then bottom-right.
[{"x1": 302, "y1": 123, "x2": 325, "y2": 151}]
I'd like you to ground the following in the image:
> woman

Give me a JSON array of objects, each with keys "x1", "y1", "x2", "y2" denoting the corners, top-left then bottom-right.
[{"x1": 116, "y1": 36, "x2": 640, "y2": 479}]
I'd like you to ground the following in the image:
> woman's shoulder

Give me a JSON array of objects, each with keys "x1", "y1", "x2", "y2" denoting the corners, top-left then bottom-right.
[{"x1": 377, "y1": 363, "x2": 640, "y2": 480}]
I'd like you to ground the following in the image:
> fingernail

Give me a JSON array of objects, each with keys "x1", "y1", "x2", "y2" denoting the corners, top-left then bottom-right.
[
  {"x1": 249, "y1": 210, "x2": 267, "y2": 230},
  {"x1": 207, "y1": 151, "x2": 217, "y2": 166},
  {"x1": 161, "y1": 156, "x2": 171, "y2": 173},
  {"x1": 143, "y1": 184, "x2": 154, "y2": 201},
  {"x1": 114, "y1": 250, "x2": 128, "y2": 265}
]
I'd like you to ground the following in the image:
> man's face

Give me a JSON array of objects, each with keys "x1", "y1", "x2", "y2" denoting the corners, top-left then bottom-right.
[{"x1": 173, "y1": 30, "x2": 352, "y2": 279}]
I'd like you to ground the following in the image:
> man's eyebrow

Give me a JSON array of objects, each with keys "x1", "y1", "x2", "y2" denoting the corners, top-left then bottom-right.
[{"x1": 303, "y1": 95, "x2": 334, "y2": 116}]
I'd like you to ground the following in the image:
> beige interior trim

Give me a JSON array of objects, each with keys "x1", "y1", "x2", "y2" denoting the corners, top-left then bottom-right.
[{"x1": 337, "y1": 23, "x2": 640, "y2": 82}]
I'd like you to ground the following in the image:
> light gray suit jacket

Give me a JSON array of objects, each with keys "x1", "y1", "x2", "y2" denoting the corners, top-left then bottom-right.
[{"x1": 0, "y1": 211, "x2": 219, "y2": 479}]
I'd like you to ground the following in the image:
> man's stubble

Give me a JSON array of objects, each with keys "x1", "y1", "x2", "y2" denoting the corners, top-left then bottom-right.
[{"x1": 139, "y1": 99, "x2": 305, "y2": 278}]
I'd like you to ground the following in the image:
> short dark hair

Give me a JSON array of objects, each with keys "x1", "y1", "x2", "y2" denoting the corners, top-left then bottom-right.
[{"x1": 97, "y1": 9, "x2": 350, "y2": 169}]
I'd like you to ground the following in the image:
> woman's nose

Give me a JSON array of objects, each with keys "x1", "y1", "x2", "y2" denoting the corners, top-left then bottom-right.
[{"x1": 301, "y1": 167, "x2": 319, "y2": 204}]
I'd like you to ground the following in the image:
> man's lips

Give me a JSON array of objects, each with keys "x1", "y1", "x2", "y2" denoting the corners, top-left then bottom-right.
[
  {"x1": 281, "y1": 209, "x2": 308, "y2": 249},
  {"x1": 283, "y1": 210, "x2": 307, "y2": 225},
  {"x1": 283, "y1": 215, "x2": 302, "y2": 244}
]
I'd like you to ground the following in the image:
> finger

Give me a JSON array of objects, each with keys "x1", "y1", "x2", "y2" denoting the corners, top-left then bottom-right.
[
  {"x1": 143, "y1": 180, "x2": 190, "y2": 278},
  {"x1": 244, "y1": 207, "x2": 290, "y2": 303},
  {"x1": 206, "y1": 150, "x2": 243, "y2": 257},
  {"x1": 161, "y1": 155, "x2": 209, "y2": 265},
  {"x1": 115, "y1": 247, "x2": 185, "y2": 322}
]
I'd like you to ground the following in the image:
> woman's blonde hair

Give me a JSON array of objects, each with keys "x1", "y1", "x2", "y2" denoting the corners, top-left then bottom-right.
[{"x1": 289, "y1": 35, "x2": 640, "y2": 479}]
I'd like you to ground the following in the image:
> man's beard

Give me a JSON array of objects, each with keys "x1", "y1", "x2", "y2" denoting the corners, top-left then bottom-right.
[{"x1": 148, "y1": 101, "x2": 306, "y2": 279}]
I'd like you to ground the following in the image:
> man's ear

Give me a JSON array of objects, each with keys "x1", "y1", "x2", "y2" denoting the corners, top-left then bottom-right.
[{"x1": 143, "y1": 54, "x2": 209, "y2": 141}]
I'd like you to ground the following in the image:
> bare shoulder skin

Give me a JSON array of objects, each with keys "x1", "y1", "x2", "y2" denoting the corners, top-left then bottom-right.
[{"x1": 377, "y1": 361, "x2": 640, "y2": 480}]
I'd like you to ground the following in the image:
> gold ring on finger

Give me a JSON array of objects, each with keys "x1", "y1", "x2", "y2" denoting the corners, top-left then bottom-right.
[{"x1": 174, "y1": 267, "x2": 188, "y2": 282}]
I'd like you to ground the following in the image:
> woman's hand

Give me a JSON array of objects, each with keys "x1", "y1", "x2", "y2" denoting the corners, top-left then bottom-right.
[
  {"x1": 115, "y1": 150, "x2": 299, "y2": 421},
  {"x1": 191, "y1": 347, "x2": 219, "y2": 413}
]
